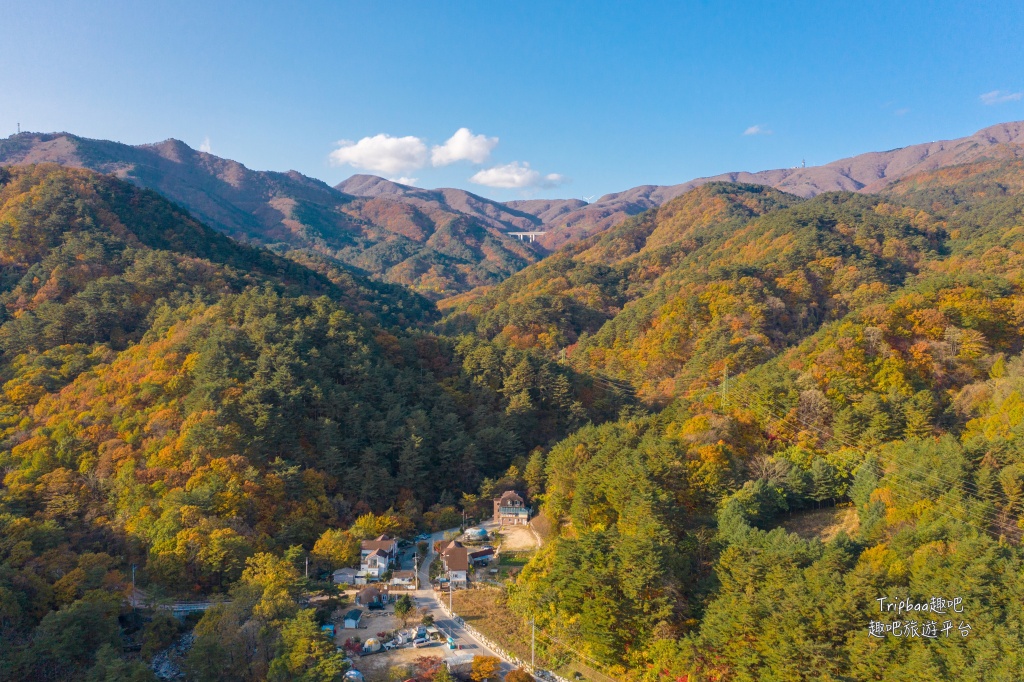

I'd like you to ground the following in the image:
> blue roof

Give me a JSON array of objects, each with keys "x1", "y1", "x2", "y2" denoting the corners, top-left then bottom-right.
[{"x1": 344, "y1": 609, "x2": 362, "y2": 620}]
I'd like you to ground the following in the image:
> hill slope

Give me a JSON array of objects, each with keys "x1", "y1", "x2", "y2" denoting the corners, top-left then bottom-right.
[
  {"x1": 0, "y1": 164, "x2": 626, "y2": 679},
  {"x1": 449, "y1": 159, "x2": 1024, "y2": 403},
  {"x1": 444, "y1": 178, "x2": 951, "y2": 399},
  {"x1": 6, "y1": 122, "x2": 1022, "y2": 296},
  {"x1": 499, "y1": 157, "x2": 1024, "y2": 679},
  {"x1": 0, "y1": 134, "x2": 541, "y2": 297}
]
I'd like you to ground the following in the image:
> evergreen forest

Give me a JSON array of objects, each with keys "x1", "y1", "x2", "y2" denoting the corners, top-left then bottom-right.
[{"x1": 6, "y1": 156, "x2": 1024, "y2": 681}]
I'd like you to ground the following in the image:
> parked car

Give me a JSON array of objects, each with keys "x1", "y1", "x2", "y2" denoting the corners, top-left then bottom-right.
[
  {"x1": 367, "y1": 602, "x2": 385, "y2": 611},
  {"x1": 383, "y1": 640, "x2": 399, "y2": 651},
  {"x1": 413, "y1": 637, "x2": 431, "y2": 648}
]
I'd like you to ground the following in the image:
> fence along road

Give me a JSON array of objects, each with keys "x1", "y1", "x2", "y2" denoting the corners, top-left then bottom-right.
[{"x1": 418, "y1": 528, "x2": 573, "y2": 682}]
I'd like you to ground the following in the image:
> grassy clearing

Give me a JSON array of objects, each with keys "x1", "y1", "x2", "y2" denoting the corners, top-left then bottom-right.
[
  {"x1": 773, "y1": 504, "x2": 859, "y2": 540},
  {"x1": 499, "y1": 551, "x2": 533, "y2": 567},
  {"x1": 531, "y1": 513, "x2": 554, "y2": 543},
  {"x1": 452, "y1": 588, "x2": 534, "y2": 662}
]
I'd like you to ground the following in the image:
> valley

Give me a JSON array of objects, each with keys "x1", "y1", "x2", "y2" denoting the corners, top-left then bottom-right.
[{"x1": 3, "y1": 122, "x2": 1024, "y2": 680}]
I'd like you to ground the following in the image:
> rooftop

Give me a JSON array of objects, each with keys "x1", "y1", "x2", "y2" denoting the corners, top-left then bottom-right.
[
  {"x1": 444, "y1": 546, "x2": 469, "y2": 572},
  {"x1": 496, "y1": 490, "x2": 525, "y2": 505},
  {"x1": 358, "y1": 586, "x2": 381, "y2": 600},
  {"x1": 361, "y1": 536, "x2": 398, "y2": 552}
]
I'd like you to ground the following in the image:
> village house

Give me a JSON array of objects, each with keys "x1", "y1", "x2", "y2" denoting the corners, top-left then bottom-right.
[
  {"x1": 356, "y1": 585, "x2": 389, "y2": 606},
  {"x1": 389, "y1": 569, "x2": 416, "y2": 590},
  {"x1": 332, "y1": 567, "x2": 359, "y2": 586},
  {"x1": 468, "y1": 547, "x2": 495, "y2": 567},
  {"x1": 493, "y1": 490, "x2": 530, "y2": 525},
  {"x1": 440, "y1": 540, "x2": 469, "y2": 588},
  {"x1": 358, "y1": 534, "x2": 398, "y2": 582}
]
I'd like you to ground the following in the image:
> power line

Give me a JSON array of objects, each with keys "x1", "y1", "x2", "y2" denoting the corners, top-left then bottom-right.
[{"x1": 529, "y1": 626, "x2": 622, "y2": 682}]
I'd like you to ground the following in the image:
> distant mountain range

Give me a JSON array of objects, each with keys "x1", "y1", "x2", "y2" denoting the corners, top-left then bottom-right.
[
  {"x1": 2, "y1": 121, "x2": 1023, "y2": 295},
  {"x1": 0, "y1": 134, "x2": 542, "y2": 297},
  {"x1": 525, "y1": 120, "x2": 1024, "y2": 249}
]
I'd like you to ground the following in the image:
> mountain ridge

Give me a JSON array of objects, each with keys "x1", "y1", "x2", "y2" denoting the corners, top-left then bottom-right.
[
  {"x1": 335, "y1": 173, "x2": 550, "y2": 232},
  {"x1": 321, "y1": 120, "x2": 1024, "y2": 251},
  {"x1": 4, "y1": 121, "x2": 1023, "y2": 293},
  {"x1": 529, "y1": 119, "x2": 1024, "y2": 249},
  {"x1": 0, "y1": 133, "x2": 541, "y2": 297}
]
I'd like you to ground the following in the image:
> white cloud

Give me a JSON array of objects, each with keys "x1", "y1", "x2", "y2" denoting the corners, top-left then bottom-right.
[
  {"x1": 894, "y1": 107, "x2": 911, "y2": 116},
  {"x1": 743, "y1": 124, "x2": 773, "y2": 136},
  {"x1": 389, "y1": 177, "x2": 419, "y2": 186},
  {"x1": 199, "y1": 136, "x2": 212, "y2": 153},
  {"x1": 329, "y1": 134, "x2": 429, "y2": 174},
  {"x1": 469, "y1": 161, "x2": 567, "y2": 189},
  {"x1": 980, "y1": 90, "x2": 1023, "y2": 105},
  {"x1": 431, "y1": 128, "x2": 499, "y2": 166}
]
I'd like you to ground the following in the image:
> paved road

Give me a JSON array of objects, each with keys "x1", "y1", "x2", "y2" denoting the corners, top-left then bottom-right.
[{"x1": 410, "y1": 529, "x2": 515, "y2": 673}]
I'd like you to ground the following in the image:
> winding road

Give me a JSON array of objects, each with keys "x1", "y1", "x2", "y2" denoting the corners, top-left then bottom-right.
[{"x1": 409, "y1": 529, "x2": 515, "y2": 674}]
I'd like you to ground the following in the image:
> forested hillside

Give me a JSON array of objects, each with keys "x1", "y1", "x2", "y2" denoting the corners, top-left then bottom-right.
[
  {"x1": 0, "y1": 135, "x2": 542, "y2": 298},
  {"x1": 0, "y1": 165, "x2": 623, "y2": 680},
  {"x1": 444, "y1": 181, "x2": 945, "y2": 400},
  {"x1": 8, "y1": 152, "x2": 1024, "y2": 681},
  {"x1": 478, "y1": 158, "x2": 1024, "y2": 679}
]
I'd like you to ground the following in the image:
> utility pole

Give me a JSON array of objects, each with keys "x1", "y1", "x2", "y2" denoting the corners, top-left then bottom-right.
[
  {"x1": 414, "y1": 552, "x2": 419, "y2": 590},
  {"x1": 531, "y1": 617, "x2": 536, "y2": 670},
  {"x1": 448, "y1": 579, "x2": 452, "y2": 613},
  {"x1": 305, "y1": 555, "x2": 309, "y2": 579},
  {"x1": 131, "y1": 564, "x2": 137, "y2": 613}
]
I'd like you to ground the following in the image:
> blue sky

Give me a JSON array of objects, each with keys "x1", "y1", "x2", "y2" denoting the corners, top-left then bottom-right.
[{"x1": 2, "y1": 0, "x2": 1023, "y2": 200}]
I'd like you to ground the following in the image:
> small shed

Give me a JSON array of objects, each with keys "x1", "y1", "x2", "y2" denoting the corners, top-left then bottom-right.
[
  {"x1": 446, "y1": 653, "x2": 475, "y2": 674},
  {"x1": 343, "y1": 609, "x2": 362, "y2": 629}
]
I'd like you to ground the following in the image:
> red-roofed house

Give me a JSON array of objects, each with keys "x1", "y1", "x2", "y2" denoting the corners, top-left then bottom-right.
[{"x1": 468, "y1": 547, "x2": 495, "y2": 566}]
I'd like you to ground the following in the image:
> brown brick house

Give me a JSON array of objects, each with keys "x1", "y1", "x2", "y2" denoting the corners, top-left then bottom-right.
[{"x1": 493, "y1": 490, "x2": 530, "y2": 525}]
